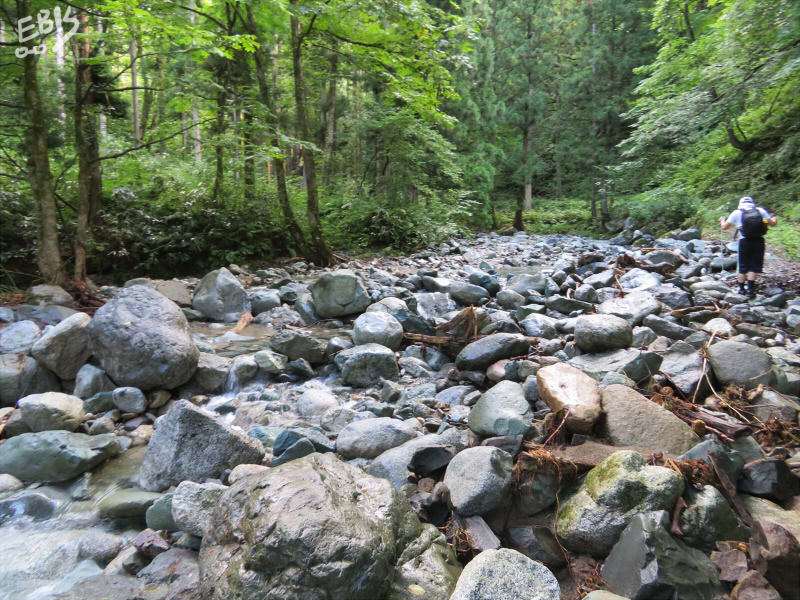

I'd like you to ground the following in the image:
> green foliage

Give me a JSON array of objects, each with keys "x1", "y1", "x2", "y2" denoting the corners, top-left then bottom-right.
[{"x1": 496, "y1": 197, "x2": 596, "y2": 236}]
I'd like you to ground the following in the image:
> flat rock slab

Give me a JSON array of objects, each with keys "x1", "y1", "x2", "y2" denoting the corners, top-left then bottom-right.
[{"x1": 536, "y1": 363, "x2": 601, "y2": 434}]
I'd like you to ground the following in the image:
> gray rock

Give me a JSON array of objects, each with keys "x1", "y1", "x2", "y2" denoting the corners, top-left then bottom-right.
[
  {"x1": 146, "y1": 493, "x2": 177, "y2": 531},
  {"x1": 537, "y1": 363, "x2": 601, "y2": 433},
  {"x1": 660, "y1": 340, "x2": 712, "y2": 398},
  {"x1": 271, "y1": 437, "x2": 315, "y2": 466},
  {"x1": 752, "y1": 389, "x2": 800, "y2": 423},
  {"x1": 706, "y1": 340, "x2": 774, "y2": 389},
  {"x1": 597, "y1": 290, "x2": 661, "y2": 326},
  {"x1": 249, "y1": 290, "x2": 281, "y2": 316},
  {"x1": 198, "y1": 453, "x2": 459, "y2": 600},
  {"x1": 352, "y1": 311, "x2": 404, "y2": 351},
  {"x1": 99, "y1": 489, "x2": 163, "y2": 519},
  {"x1": 87, "y1": 286, "x2": 199, "y2": 391},
  {"x1": 138, "y1": 400, "x2": 264, "y2": 491},
  {"x1": 192, "y1": 353, "x2": 231, "y2": 393},
  {"x1": 269, "y1": 329, "x2": 327, "y2": 364},
  {"x1": 296, "y1": 388, "x2": 338, "y2": 418},
  {"x1": 294, "y1": 293, "x2": 321, "y2": 325},
  {"x1": 574, "y1": 314, "x2": 632, "y2": 353},
  {"x1": 632, "y1": 326, "x2": 658, "y2": 348},
  {"x1": 449, "y1": 548, "x2": 560, "y2": 600},
  {"x1": 254, "y1": 350, "x2": 287, "y2": 374},
  {"x1": 642, "y1": 314, "x2": 695, "y2": 340},
  {"x1": 78, "y1": 531, "x2": 125, "y2": 564},
  {"x1": 336, "y1": 417, "x2": 417, "y2": 459},
  {"x1": 310, "y1": 269, "x2": 371, "y2": 318},
  {"x1": 680, "y1": 485, "x2": 750, "y2": 551},
  {"x1": 73, "y1": 363, "x2": 114, "y2": 400},
  {"x1": 600, "y1": 513, "x2": 724, "y2": 600},
  {"x1": 18, "y1": 392, "x2": 84, "y2": 432},
  {"x1": 569, "y1": 348, "x2": 663, "y2": 383},
  {"x1": 520, "y1": 314, "x2": 559, "y2": 338},
  {"x1": 0, "y1": 473, "x2": 23, "y2": 493},
  {"x1": 154, "y1": 280, "x2": 192, "y2": 306},
  {"x1": 192, "y1": 267, "x2": 250, "y2": 322},
  {"x1": 468, "y1": 380, "x2": 533, "y2": 437},
  {"x1": 738, "y1": 457, "x2": 800, "y2": 503},
  {"x1": 450, "y1": 282, "x2": 490, "y2": 306},
  {"x1": 443, "y1": 446, "x2": 512, "y2": 516},
  {"x1": 0, "y1": 320, "x2": 41, "y2": 354},
  {"x1": 505, "y1": 526, "x2": 567, "y2": 568},
  {"x1": 599, "y1": 385, "x2": 700, "y2": 453},
  {"x1": 27, "y1": 284, "x2": 74, "y2": 307},
  {"x1": 334, "y1": 343, "x2": 399, "y2": 387},
  {"x1": 112, "y1": 387, "x2": 147, "y2": 413},
  {"x1": 507, "y1": 273, "x2": 547, "y2": 296},
  {"x1": 83, "y1": 391, "x2": 114, "y2": 414},
  {"x1": 30, "y1": 312, "x2": 92, "y2": 379},
  {"x1": 172, "y1": 480, "x2": 227, "y2": 537},
  {"x1": 496, "y1": 289, "x2": 526, "y2": 309},
  {"x1": 0, "y1": 431, "x2": 120, "y2": 482},
  {"x1": 455, "y1": 333, "x2": 531, "y2": 371},
  {"x1": 556, "y1": 451, "x2": 685, "y2": 556},
  {"x1": 0, "y1": 355, "x2": 58, "y2": 407},
  {"x1": 679, "y1": 439, "x2": 745, "y2": 483}
]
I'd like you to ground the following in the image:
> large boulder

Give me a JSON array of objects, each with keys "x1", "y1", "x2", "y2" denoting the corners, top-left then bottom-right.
[
  {"x1": 449, "y1": 548, "x2": 560, "y2": 600},
  {"x1": 310, "y1": 269, "x2": 371, "y2": 318},
  {"x1": 444, "y1": 446, "x2": 512, "y2": 516},
  {"x1": 0, "y1": 320, "x2": 41, "y2": 355},
  {"x1": 336, "y1": 417, "x2": 418, "y2": 459},
  {"x1": 18, "y1": 392, "x2": 84, "y2": 432},
  {"x1": 597, "y1": 290, "x2": 661, "y2": 326},
  {"x1": 87, "y1": 286, "x2": 199, "y2": 391},
  {"x1": 568, "y1": 348, "x2": 662, "y2": 383},
  {"x1": 600, "y1": 513, "x2": 724, "y2": 600},
  {"x1": 455, "y1": 333, "x2": 531, "y2": 371},
  {"x1": 192, "y1": 267, "x2": 250, "y2": 322},
  {"x1": 352, "y1": 312, "x2": 404, "y2": 351},
  {"x1": 269, "y1": 329, "x2": 327, "y2": 364},
  {"x1": 599, "y1": 385, "x2": 700, "y2": 454},
  {"x1": 537, "y1": 364, "x2": 601, "y2": 433},
  {"x1": 574, "y1": 314, "x2": 632, "y2": 353},
  {"x1": 0, "y1": 431, "x2": 120, "y2": 482},
  {"x1": 198, "y1": 453, "x2": 460, "y2": 600},
  {"x1": 556, "y1": 451, "x2": 685, "y2": 556},
  {"x1": 450, "y1": 283, "x2": 490, "y2": 306},
  {"x1": 30, "y1": 312, "x2": 92, "y2": 379},
  {"x1": 706, "y1": 340, "x2": 774, "y2": 389},
  {"x1": 468, "y1": 380, "x2": 533, "y2": 437},
  {"x1": 660, "y1": 341, "x2": 712, "y2": 398},
  {"x1": 139, "y1": 400, "x2": 264, "y2": 491},
  {"x1": 0, "y1": 355, "x2": 58, "y2": 407},
  {"x1": 334, "y1": 343, "x2": 399, "y2": 387}
]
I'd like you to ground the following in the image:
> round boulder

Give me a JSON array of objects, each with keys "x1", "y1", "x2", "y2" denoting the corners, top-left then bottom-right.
[
  {"x1": 192, "y1": 267, "x2": 251, "y2": 322},
  {"x1": 310, "y1": 270, "x2": 371, "y2": 318},
  {"x1": 574, "y1": 314, "x2": 633, "y2": 353},
  {"x1": 450, "y1": 548, "x2": 560, "y2": 600},
  {"x1": 18, "y1": 392, "x2": 84, "y2": 432},
  {"x1": 443, "y1": 446, "x2": 513, "y2": 517},
  {"x1": 336, "y1": 417, "x2": 418, "y2": 459},
  {"x1": 87, "y1": 286, "x2": 199, "y2": 391},
  {"x1": 334, "y1": 344, "x2": 399, "y2": 387},
  {"x1": 352, "y1": 312, "x2": 404, "y2": 351},
  {"x1": 30, "y1": 312, "x2": 92, "y2": 379}
]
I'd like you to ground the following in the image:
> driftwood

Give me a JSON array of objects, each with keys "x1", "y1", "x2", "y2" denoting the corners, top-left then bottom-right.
[
  {"x1": 63, "y1": 279, "x2": 106, "y2": 313},
  {"x1": 614, "y1": 253, "x2": 677, "y2": 276},
  {"x1": 227, "y1": 310, "x2": 253, "y2": 334},
  {"x1": 672, "y1": 402, "x2": 753, "y2": 440}
]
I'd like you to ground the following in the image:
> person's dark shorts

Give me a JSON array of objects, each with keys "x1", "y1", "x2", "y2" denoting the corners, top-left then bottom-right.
[{"x1": 738, "y1": 236, "x2": 765, "y2": 273}]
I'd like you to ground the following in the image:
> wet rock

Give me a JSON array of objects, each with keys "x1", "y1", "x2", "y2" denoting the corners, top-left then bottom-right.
[
  {"x1": 456, "y1": 333, "x2": 531, "y2": 372},
  {"x1": 73, "y1": 363, "x2": 114, "y2": 400},
  {"x1": 449, "y1": 548, "x2": 559, "y2": 600},
  {"x1": 269, "y1": 328, "x2": 327, "y2": 364},
  {"x1": 296, "y1": 388, "x2": 338, "y2": 418},
  {"x1": 271, "y1": 437, "x2": 315, "y2": 466},
  {"x1": 0, "y1": 320, "x2": 41, "y2": 354},
  {"x1": 132, "y1": 528, "x2": 170, "y2": 559},
  {"x1": 352, "y1": 311, "x2": 404, "y2": 351},
  {"x1": 192, "y1": 267, "x2": 250, "y2": 322},
  {"x1": 468, "y1": 380, "x2": 533, "y2": 437},
  {"x1": 334, "y1": 343, "x2": 399, "y2": 387},
  {"x1": 99, "y1": 489, "x2": 163, "y2": 519},
  {"x1": 450, "y1": 282, "x2": 491, "y2": 306},
  {"x1": 139, "y1": 399, "x2": 264, "y2": 491},
  {"x1": 444, "y1": 446, "x2": 512, "y2": 517},
  {"x1": 597, "y1": 290, "x2": 661, "y2": 326},
  {"x1": 569, "y1": 348, "x2": 663, "y2": 383},
  {"x1": 556, "y1": 451, "x2": 685, "y2": 556},
  {"x1": 249, "y1": 290, "x2": 281, "y2": 315},
  {"x1": 172, "y1": 480, "x2": 226, "y2": 537},
  {"x1": 680, "y1": 485, "x2": 750, "y2": 551},
  {"x1": 706, "y1": 341, "x2": 774, "y2": 390},
  {"x1": 18, "y1": 391, "x2": 84, "y2": 432},
  {"x1": 192, "y1": 353, "x2": 232, "y2": 393},
  {"x1": 600, "y1": 512, "x2": 725, "y2": 600},
  {"x1": 0, "y1": 430, "x2": 120, "y2": 482},
  {"x1": 112, "y1": 386, "x2": 147, "y2": 414},
  {"x1": 336, "y1": 417, "x2": 418, "y2": 459},
  {"x1": 310, "y1": 269, "x2": 371, "y2": 318},
  {"x1": 599, "y1": 385, "x2": 700, "y2": 454},
  {"x1": 0, "y1": 473, "x2": 23, "y2": 493},
  {"x1": 78, "y1": 531, "x2": 125, "y2": 564},
  {"x1": 198, "y1": 453, "x2": 459, "y2": 599},
  {"x1": 87, "y1": 286, "x2": 199, "y2": 391},
  {"x1": 30, "y1": 312, "x2": 92, "y2": 379},
  {"x1": 738, "y1": 458, "x2": 799, "y2": 503},
  {"x1": 0, "y1": 492, "x2": 57, "y2": 524},
  {"x1": 536, "y1": 363, "x2": 601, "y2": 433},
  {"x1": 660, "y1": 340, "x2": 712, "y2": 397},
  {"x1": 145, "y1": 492, "x2": 177, "y2": 531},
  {"x1": 574, "y1": 314, "x2": 633, "y2": 353}
]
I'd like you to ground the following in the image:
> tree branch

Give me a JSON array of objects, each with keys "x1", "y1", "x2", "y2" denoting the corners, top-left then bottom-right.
[
  {"x1": 176, "y1": 3, "x2": 225, "y2": 30},
  {"x1": 92, "y1": 117, "x2": 216, "y2": 163}
]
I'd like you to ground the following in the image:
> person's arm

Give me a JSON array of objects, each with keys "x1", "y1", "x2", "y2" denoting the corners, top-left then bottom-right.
[
  {"x1": 768, "y1": 216, "x2": 778, "y2": 227},
  {"x1": 719, "y1": 216, "x2": 736, "y2": 231}
]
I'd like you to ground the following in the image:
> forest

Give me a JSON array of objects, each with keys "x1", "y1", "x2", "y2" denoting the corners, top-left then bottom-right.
[{"x1": 1, "y1": 0, "x2": 798, "y2": 288}]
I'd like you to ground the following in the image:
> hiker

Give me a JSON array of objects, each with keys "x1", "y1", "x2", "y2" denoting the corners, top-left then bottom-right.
[{"x1": 719, "y1": 196, "x2": 777, "y2": 297}]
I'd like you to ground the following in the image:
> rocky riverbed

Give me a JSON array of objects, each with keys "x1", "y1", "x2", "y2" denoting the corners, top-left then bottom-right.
[{"x1": 1, "y1": 228, "x2": 799, "y2": 600}]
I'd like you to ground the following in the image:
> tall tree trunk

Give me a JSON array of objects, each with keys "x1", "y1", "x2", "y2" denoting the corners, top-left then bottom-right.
[
  {"x1": 245, "y1": 5, "x2": 307, "y2": 254},
  {"x1": 193, "y1": 106, "x2": 202, "y2": 162},
  {"x1": 130, "y1": 36, "x2": 140, "y2": 141},
  {"x1": 554, "y1": 90, "x2": 563, "y2": 202},
  {"x1": 243, "y1": 109, "x2": 255, "y2": 203},
  {"x1": 523, "y1": 117, "x2": 533, "y2": 212},
  {"x1": 322, "y1": 40, "x2": 338, "y2": 187},
  {"x1": 290, "y1": 4, "x2": 335, "y2": 267},
  {"x1": 18, "y1": 0, "x2": 65, "y2": 284},
  {"x1": 211, "y1": 87, "x2": 225, "y2": 203}
]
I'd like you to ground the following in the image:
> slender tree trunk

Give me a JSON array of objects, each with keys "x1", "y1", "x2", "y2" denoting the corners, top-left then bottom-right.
[
  {"x1": 322, "y1": 40, "x2": 338, "y2": 187},
  {"x1": 245, "y1": 5, "x2": 307, "y2": 254},
  {"x1": 290, "y1": 4, "x2": 335, "y2": 266},
  {"x1": 193, "y1": 106, "x2": 202, "y2": 161},
  {"x1": 211, "y1": 87, "x2": 225, "y2": 203},
  {"x1": 523, "y1": 118, "x2": 533, "y2": 211},
  {"x1": 18, "y1": 0, "x2": 65, "y2": 284},
  {"x1": 73, "y1": 13, "x2": 94, "y2": 282},
  {"x1": 243, "y1": 109, "x2": 255, "y2": 203},
  {"x1": 182, "y1": 112, "x2": 188, "y2": 147},
  {"x1": 130, "y1": 36, "x2": 140, "y2": 141},
  {"x1": 554, "y1": 91, "x2": 562, "y2": 202}
]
